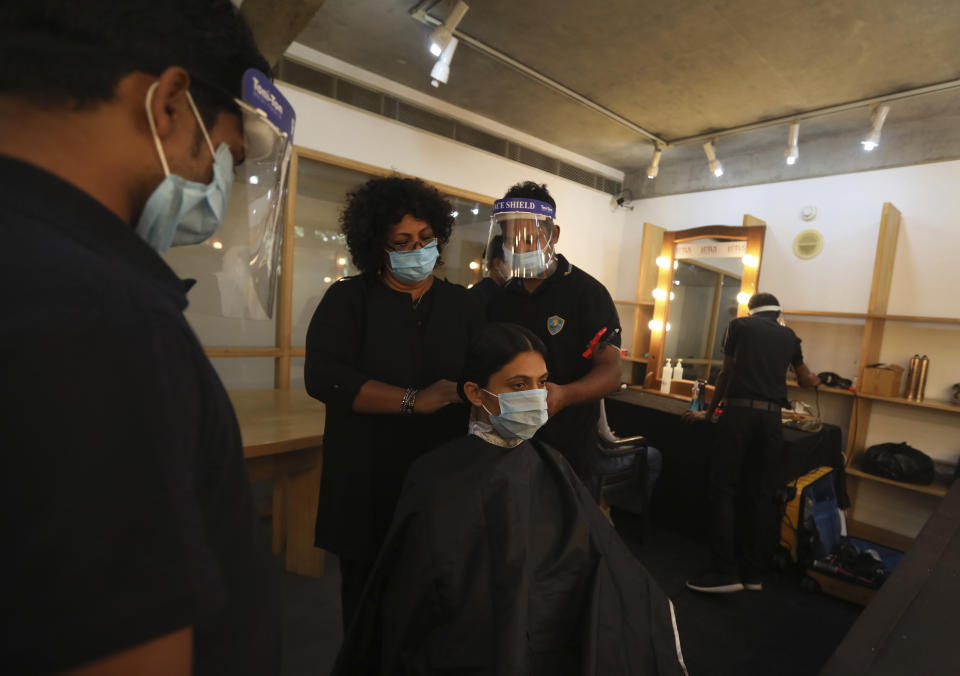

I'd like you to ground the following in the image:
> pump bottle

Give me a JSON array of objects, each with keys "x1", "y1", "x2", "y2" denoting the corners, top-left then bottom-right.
[
  {"x1": 674, "y1": 358, "x2": 684, "y2": 381},
  {"x1": 660, "y1": 358, "x2": 673, "y2": 394}
]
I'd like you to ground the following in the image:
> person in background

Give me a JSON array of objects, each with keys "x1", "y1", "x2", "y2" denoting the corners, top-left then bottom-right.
[
  {"x1": 487, "y1": 181, "x2": 622, "y2": 494},
  {"x1": 468, "y1": 234, "x2": 508, "y2": 310},
  {"x1": 332, "y1": 323, "x2": 688, "y2": 676},
  {"x1": 304, "y1": 176, "x2": 484, "y2": 631},
  {"x1": 0, "y1": 1, "x2": 285, "y2": 673},
  {"x1": 683, "y1": 292, "x2": 821, "y2": 593}
]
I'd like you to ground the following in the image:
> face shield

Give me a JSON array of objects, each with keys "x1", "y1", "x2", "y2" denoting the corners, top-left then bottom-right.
[
  {"x1": 227, "y1": 69, "x2": 296, "y2": 318},
  {"x1": 486, "y1": 198, "x2": 558, "y2": 280}
]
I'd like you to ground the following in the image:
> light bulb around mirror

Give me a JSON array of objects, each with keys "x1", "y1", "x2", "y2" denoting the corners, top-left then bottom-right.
[
  {"x1": 648, "y1": 319, "x2": 663, "y2": 331},
  {"x1": 736, "y1": 291, "x2": 750, "y2": 304},
  {"x1": 652, "y1": 288, "x2": 667, "y2": 301},
  {"x1": 656, "y1": 256, "x2": 670, "y2": 269},
  {"x1": 742, "y1": 253, "x2": 758, "y2": 267}
]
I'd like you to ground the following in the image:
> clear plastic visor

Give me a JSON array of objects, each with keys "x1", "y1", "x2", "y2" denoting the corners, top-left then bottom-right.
[
  {"x1": 229, "y1": 100, "x2": 294, "y2": 318},
  {"x1": 485, "y1": 212, "x2": 557, "y2": 281}
]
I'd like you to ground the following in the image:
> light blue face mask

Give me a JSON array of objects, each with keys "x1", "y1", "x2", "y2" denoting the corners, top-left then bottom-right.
[
  {"x1": 387, "y1": 239, "x2": 439, "y2": 283},
  {"x1": 136, "y1": 81, "x2": 234, "y2": 253},
  {"x1": 503, "y1": 248, "x2": 547, "y2": 277},
  {"x1": 482, "y1": 387, "x2": 549, "y2": 440}
]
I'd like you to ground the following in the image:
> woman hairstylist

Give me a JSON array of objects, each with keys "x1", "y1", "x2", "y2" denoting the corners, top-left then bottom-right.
[{"x1": 304, "y1": 176, "x2": 483, "y2": 631}]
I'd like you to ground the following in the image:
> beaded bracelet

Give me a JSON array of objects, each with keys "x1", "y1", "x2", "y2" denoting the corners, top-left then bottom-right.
[{"x1": 400, "y1": 387, "x2": 418, "y2": 415}]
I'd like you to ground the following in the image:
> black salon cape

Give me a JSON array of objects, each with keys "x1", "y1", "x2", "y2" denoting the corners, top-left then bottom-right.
[{"x1": 332, "y1": 434, "x2": 687, "y2": 676}]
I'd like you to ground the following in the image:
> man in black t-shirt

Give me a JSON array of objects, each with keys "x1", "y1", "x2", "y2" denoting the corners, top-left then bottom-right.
[
  {"x1": 683, "y1": 293, "x2": 820, "y2": 593},
  {"x1": 1, "y1": 3, "x2": 289, "y2": 673},
  {"x1": 487, "y1": 182, "x2": 622, "y2": 488}
]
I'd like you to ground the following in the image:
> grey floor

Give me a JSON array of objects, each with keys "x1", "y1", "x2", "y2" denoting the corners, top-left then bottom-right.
[{"x1": 280, "y1": 554, "x2": 342, "y2": 676}]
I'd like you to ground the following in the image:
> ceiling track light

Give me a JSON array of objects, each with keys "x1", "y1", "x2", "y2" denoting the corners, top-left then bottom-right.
[
  {"x1": 428, "y1": 0, "x2": 469, "y2": 56},
  {"x1": 861, "y1": 105, "x2": 890, "y2": 151},
  {"x1": 646, "y1": 145, "x2": 663, "y2": 179},
  {"x1": 785, "y1": 122, "x2": 799, "y2": 165},
  {"x1": 702, "y1": 139, "x2": 723, "y2": 177},
  {"x1": 429, "y1": 37, "x2": 458, "y2": 86}
]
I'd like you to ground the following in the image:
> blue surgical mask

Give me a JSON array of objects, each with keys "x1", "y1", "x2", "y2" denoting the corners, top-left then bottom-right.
[
  {"x1": 482, "y1": 387, "x2": 549, "y2": 440},
  {"x1": 506, "y1": 248, "x2": 546, "y2": 277},
  {"x1": 387, "y1": 239, "x2": 439, "y2": 283},
  {"x1": 135, "y1": 82, "x2": 234, "y2": 253}
]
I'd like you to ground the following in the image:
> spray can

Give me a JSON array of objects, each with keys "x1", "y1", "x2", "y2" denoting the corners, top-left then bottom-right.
[
  {"x1": 917, "y1": 355, "x2": 930, "y2": 402},
  {"x1": 906, "y1": 354, "x2": 922, "y2": 401},
  {"x1": 903, "y1": 354, "x2": 920, "y2": 399}
]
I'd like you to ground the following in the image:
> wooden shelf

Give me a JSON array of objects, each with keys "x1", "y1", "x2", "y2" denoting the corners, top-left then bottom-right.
[
  {"x1": 614, "y1": 299, "x2": 655, "y2": 307},
  {"x1": 846, "y1": 466, "x2": 950, "y2": 498},
  {"x1": 783, "y1": 310, "x2": 869, "y2": 320},
  {"x1": 787, "y1": 380, "x2": 855, "y2": 397},
  {"x1": 622, "y1": 356, "x2": 648, "y2": 364},
  {"x1": 857, "y1": 392, "x2": 960, "y2": 414},
  {"x1": 784, "y1": 310, "x2": 960, "y2": 325}
]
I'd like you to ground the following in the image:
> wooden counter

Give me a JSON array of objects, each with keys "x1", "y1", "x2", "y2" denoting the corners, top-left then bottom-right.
[{"x1": 230, "y1": 389, "x2": 326, "y2": 578}]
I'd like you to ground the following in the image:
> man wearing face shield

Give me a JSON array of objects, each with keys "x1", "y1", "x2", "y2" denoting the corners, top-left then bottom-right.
[
  {"x1": 0, "y1": 2, "x2": 293, "y2": 673},
  {"x1": 486, "y1": 182, "x2": 622, "y2": 493}
]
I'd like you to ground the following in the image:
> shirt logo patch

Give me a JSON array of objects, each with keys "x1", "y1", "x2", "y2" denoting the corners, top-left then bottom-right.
[{"x1": 547, "y1": 315, "x2": 565, "y2": 335}]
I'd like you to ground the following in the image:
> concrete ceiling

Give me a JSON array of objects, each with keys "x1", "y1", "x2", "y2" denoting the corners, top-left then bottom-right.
[{"x1": 291, "y1": 0, "x2": 960, "y2": 188}]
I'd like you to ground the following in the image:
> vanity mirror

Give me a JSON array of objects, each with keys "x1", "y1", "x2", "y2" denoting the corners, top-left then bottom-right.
[{"x1": 645, "y1": 219, "x2": 766, "y2": 390}]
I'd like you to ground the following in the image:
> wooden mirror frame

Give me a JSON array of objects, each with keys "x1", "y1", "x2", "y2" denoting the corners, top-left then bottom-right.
[{"x1": 645, "y1": 217, "x2": 766, "y2": 389}]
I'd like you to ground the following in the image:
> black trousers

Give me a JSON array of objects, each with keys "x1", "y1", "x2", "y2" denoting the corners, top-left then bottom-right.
[
  {"x1": 708, "y1": 406, "x2": 783, "y2": 576},
  {"x1": 339, "y1": 556, "x2": 375, "y2": 632}
]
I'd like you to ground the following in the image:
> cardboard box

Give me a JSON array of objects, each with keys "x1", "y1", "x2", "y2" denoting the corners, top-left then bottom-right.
[{"x1": 860, "y1": 364, "x2": 905, "y2": 397}]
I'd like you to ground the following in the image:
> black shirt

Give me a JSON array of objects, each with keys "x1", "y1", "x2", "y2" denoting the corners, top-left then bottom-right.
[
  {"x1": 0, "y1": 156, "x2": 278, "y2": 673},
  {"x1": 305, "y1": 274, "x2": 484, "y2": 561},
  {"x1": 723, "y1": 313, "x2": 804, "y2": 407},
  {"x1": 488, "y1": 255, "x2": 620, "y2": 478},
  {"x1": 468, "y1": 276, "x2": 500, "y2": 311}
]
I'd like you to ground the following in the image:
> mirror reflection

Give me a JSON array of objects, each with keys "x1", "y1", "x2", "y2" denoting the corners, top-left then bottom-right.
[{"x1": 664, "y1": 238, "x2": 744, "y2": 383}]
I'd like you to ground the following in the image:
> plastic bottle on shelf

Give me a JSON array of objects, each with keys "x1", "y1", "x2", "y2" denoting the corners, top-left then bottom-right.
[
  {"x1": 660, "y1": 359, "x2": 673, "y2": 394},
  {"x1": 674, "y1": 358, "x2": 684, "y2": 381}
]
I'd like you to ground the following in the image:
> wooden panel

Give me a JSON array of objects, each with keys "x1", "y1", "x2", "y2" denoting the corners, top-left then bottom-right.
[
  {"x1": 846, "y1": 467, "x2": 949, "y2": 498},
  {"x1": 646, "y1": 231, "x2": 675, "y2": 385},
  {"x1": 865, "y1": 203, "x2": 901, "y2": 315},
  {"x1": 631, "y1": 223, "x2": 665, "y2": 360},
  {"x1": 230, "y1": 389, "x2": 325, "y2": 459},
  {"x1": 739, "y1": 223, "x2": 766, "y2": 317},
  {"x1": 205, "y1": 347, "x2": 282, "y2": 358},
  {"x1": 279, "y1": 446, "x2": 325, "y2": 577}
]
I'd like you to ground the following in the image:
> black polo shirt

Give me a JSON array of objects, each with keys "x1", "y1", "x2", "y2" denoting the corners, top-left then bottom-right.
[
  {"x1": 0, "y1": 156, "x2": 278, "y2": 674},
  {"x1": 488, "y1": 255, "x2": 620, "y2": 478},
  {"x1": 723, "y1": 313, "x2": 804, "y2": 407}
]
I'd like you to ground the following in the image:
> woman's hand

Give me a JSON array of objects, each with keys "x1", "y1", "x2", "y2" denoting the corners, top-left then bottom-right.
[{"x1": 415, "y1": 379, "x2": 462, "y2": 414}]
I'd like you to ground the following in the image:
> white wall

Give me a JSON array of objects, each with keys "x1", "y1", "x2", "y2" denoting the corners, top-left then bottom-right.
[
  {"x1": 279, "y1": 83, "x2": 629, "y2": 291},
  {"x1": 616, "y1": 160, "x2": 960, "y2": 320}
]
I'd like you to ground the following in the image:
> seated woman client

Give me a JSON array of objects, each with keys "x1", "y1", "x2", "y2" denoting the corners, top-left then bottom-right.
[{"x1": 333, "y1": 323, "x2": 687, "y2": 676}]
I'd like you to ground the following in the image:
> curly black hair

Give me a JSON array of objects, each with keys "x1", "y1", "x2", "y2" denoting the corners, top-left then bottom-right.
[{"x1": 341, "y1": 176, "x2": 455, "y2": 276}]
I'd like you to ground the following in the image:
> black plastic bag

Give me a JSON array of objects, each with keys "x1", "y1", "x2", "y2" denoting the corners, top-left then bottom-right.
[{"x1": 862, "y1": 442, "x2": 935, "y2": 485}]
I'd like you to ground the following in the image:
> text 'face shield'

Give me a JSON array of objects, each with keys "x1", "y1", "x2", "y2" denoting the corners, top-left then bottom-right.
[
  {"x1": 486, "y1": 198, "x2": 557, "y2": 280},
  {"x1": 230, "y1": 69, "x2": 296, "y2": 318}
]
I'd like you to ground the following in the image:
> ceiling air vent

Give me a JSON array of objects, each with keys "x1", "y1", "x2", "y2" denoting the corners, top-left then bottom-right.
[
  {"x1": 793, "y1": 229, "x2": 824, "y2": 259},
  {"x1": 276, "y1": 57, "x2": 621, "y2": 196}
]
